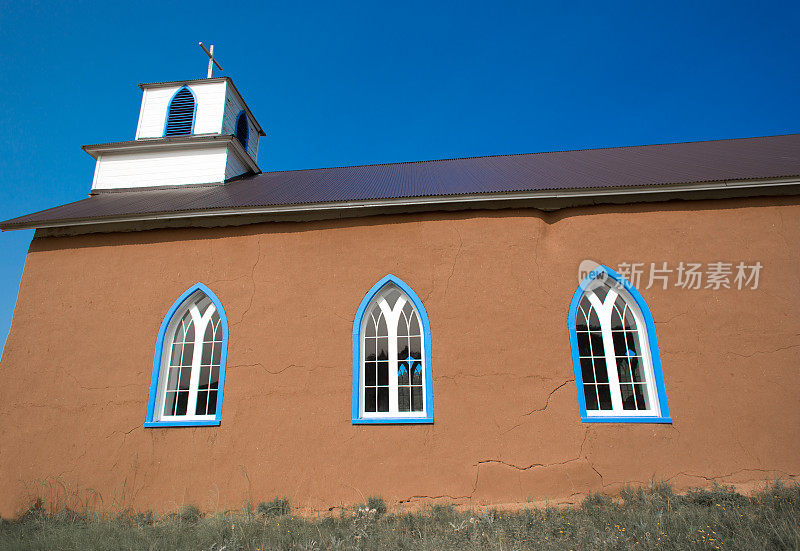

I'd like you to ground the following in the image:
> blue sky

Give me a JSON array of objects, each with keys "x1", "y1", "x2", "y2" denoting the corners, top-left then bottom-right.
[{"x1": 0, "y1": 1, "x2": 798, "y2": 353}]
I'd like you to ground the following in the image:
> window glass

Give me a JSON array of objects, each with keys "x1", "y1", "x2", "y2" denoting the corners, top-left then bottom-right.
[{"x1": 235, "y1": 111, "x2": 249, "y2": 150}]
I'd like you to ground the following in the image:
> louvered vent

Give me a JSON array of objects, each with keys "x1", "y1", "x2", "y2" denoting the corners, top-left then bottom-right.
[
  {"x1": 164, "y1": 87, "x2": 195, "y2": 136},
  {"x1": 235, "y1": 111, "x2": 249, "y2": 150}
]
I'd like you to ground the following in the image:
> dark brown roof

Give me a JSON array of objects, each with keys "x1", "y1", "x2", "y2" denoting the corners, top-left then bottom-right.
[{"x1": 3, "y1": 134, "x2": 799, "y2": 230}]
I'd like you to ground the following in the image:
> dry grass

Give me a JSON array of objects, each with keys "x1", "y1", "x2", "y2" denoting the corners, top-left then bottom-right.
[{"x1": 1, "y1": 482, "x2": 798, "y2": 550}]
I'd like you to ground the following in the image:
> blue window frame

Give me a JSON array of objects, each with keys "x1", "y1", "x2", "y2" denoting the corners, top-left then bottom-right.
[
  {"x1": 235, "y1": 110, "x2": 249, "y2": 150},
  {"x1": 352, "y1": 275, "x2": 433, "y2": 424},
  {"x1": 164, "y1": 86, "x2": 196, "y2": 136},
  {"x1": 568, "y1": 265, "x2": 671, "y2": 423},
  {"x1": 145, "y1": 283, "x2": 229, "y2": 427}
]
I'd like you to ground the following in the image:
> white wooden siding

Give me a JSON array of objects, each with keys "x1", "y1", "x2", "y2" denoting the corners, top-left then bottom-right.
[
  {"x1": 222, "y1": 86, "x2": 260, "y2": 161},
  {"x1": 134, "y1": 91, "x2": 149, "y2": 139},
  {"x1": 224, "y1": 153, "x2": 247, "y2": 181},
  {"x1": 92, "y1": 146, "x2": 229, "y2": 190},
  {"x1": 136, "y1": 81, "x2": 227, "y2": 139}
]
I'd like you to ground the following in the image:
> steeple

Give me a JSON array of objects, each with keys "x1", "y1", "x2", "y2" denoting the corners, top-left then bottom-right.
[{"x1": 82, "y1": 76, "x2": 265, "y2": 191}]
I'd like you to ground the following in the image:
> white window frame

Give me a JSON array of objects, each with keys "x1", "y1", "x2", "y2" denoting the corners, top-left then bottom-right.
[
  {"x1": 153, "y1": 295, "x2": 219, "y2": 423},
  {"x1": 145, "y1": 283, "x2": 229, "y2": 428},
  {"x1": 569, "y1": 265, "x2": 672, "y2": 424},
  {"x1": 351, "y1": 275, "x2": 434, "y2": 425},
  {"x1": 581, "y1": 282, "x2": 660, "y2": 417},
  {"x1": 358, "y1": 289, "x2": 428, "y2": 420}
]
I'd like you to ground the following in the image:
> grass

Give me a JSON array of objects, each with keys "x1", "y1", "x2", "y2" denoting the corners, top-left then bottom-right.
[
  {"x1": 257, "y1": 497, "x2": 291, "y2": 518},
  {"x1": 0, "y1": 482, "x2": 798, "y2": 550}
]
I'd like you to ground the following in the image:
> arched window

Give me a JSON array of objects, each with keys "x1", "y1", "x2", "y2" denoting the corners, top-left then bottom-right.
[
  {"x1": 164, "y1": 86, "x2": 196, "y2": 136},
  {"x1": 235, "y1": 110, "x2": 249, "y2": 150},
  {"x1": 352, "y1": 275, "x2": 433, "y2": 424},
  {"x1": 145, "y1": 283, "x2": 228, "y2": 427},
  {"x1": 568, "y1": 265, "x2": 671, "y2": 423}
]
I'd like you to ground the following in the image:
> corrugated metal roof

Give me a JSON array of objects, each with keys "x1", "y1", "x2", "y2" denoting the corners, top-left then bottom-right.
[{"x1": 3, "y1": 134, "x2": 799, "y2": 229}]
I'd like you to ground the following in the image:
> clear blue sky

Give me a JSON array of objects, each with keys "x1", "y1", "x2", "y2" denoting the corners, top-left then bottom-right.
[{"x1": 0, "y1": 1, "x2": 798, "y2": 354}]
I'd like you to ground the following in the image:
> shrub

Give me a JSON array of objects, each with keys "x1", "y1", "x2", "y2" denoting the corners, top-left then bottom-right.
[
  {"x1": 257, "y1": 496, "x2": 291, "y2": 517},
  {"x1": 18, "y1": 498, "x2": 45, "y2": 523},
  {"x1": 130, "y1": 511, "x2": 155, "y2": 528},
  {"x1": 431, "y1": 503, "x2": 456, "y2": 522},
  {"x1": 367, "y1": 496, "x2": 387, "y2": 518},
  {"x1": 132, "y1": 511, "x2": 154, "y2": 527},
  {"x1": 684, "y1": 482, "x2": 749, "y2": 508},
  {"x1": 648, "y1": 480, "x2": 675, "y2": 501},
  {"x1": 178, "y1": 504, "x2": 201, "y2": 524},
  {"x1": 581, "y1": 491, "x2": 613, "y2": 510},
  {"x1": 619, "y1": 485, "x2": 646, "y2": 505}
]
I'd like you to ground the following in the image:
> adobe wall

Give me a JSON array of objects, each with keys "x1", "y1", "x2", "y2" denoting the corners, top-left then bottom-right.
[{"x1": 1, "y1": 196, "x2": 798, "y2": 517}]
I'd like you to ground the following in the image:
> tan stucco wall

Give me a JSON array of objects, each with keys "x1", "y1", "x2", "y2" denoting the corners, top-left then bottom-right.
[{"x1": 1, "y1": 196, "x2": 798, "y2": 517}]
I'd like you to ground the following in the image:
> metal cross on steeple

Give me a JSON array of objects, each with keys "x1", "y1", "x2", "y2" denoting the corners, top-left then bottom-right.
[{"x1": 198, "y1": 42, "x2": 223, "y2": 78}]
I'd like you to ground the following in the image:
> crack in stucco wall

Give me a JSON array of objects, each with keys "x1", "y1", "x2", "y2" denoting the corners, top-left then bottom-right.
[
  {"x1": 442, "y1": 227, "x2": 464, "y2": 301},
  {"x1": 398, "y1": 494, "x2": 472, "y2": 504},
  {"x1": 523, "y1": 379, "x2": 574, "y2": 416},
  {"x1": 230, "y1": 238, "x2": 263, "y2": 327},
  {"x1": 726, "y1": 343, "x2": 800, "y2": 358},
  {"x1": 531, "y1": 224, "x2": 552, "y2": 299},
  {"x1": 655, "y1": 311, "x2": 688, "y2": 325},
  {"x1": 501, "y1": 378, "x2": 574, "y2": 435},
  {"x1": 470, "y1": 428, "x2": 594, "y2": 499},
  {"x1": 667, "y1": 468, "x2": 799, "y2": 483},
  {"x1": 60, "y1": 367, "x2": 141, "y2": 392},
  {"x1": 233, "y1": 362, "x2": 301, "y2": 375}
]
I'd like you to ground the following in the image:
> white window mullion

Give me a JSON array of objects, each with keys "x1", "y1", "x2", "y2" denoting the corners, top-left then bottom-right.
[
  {"x1": 600, "y1": 290, "x2": 623, "y2": 411},
  {"x1": 377, "y1": 297, "x2": 397, "y2": 415},
  {"x1": 186, "y1": 307, "x2": 205, "y2": 418},
  {"x1": 600, "y1": 315, "x2": 623, "y2": 411},
  {"x1": 588, "y1": 290, "x2": 623, "y2": 412},
  {"x1": 387, "y1": 308, "x2": 400, "y2": 414}
]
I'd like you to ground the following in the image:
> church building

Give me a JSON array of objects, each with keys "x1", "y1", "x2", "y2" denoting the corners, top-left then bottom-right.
[{"x1": 0, "y1": 73, "x2": 798, "y2": 516}]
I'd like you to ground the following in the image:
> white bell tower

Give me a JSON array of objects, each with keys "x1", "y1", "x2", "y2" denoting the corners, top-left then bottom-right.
[{"x1": 83, "y1": 56, "x2": 265, "y2": 192}]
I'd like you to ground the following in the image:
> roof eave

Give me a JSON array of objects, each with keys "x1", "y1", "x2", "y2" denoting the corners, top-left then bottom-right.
[
  {"x1": 222, "y1": 79, "x2": 266, "y2": 136},
  {"x1": 82, "y1": 134, "x2": 235, "y2": 158},
  {"x1": 138, "y1": 76, "x2": 230, "y2": 90},
  {"x1": 3, "y1": 177, "x2": 798, "y2": 233},
  {"x1": 80, "y1": 135, "x2": 261, "y2": 175}
]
